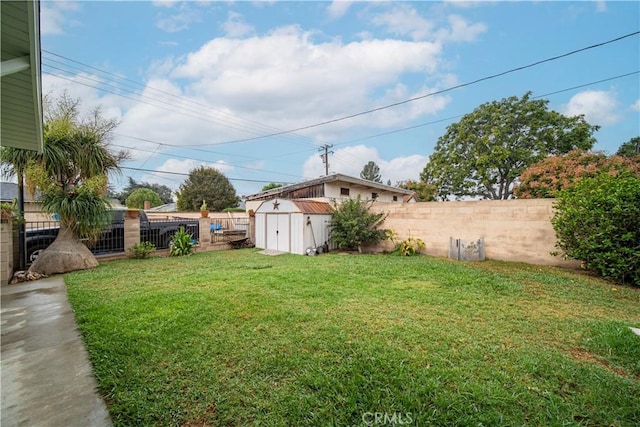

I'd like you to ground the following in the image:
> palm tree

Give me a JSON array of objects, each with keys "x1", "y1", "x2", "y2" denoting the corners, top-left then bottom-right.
[{"x1": 2, "y1": 93, "x2": 129, "y2": 274}]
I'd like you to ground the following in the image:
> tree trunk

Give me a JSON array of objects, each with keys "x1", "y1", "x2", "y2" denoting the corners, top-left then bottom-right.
[{"x1": 29, "y1": 224, "x2": 98, "y2": 275}]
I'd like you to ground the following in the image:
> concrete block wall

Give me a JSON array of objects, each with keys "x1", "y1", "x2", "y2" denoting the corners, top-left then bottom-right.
[
  {"x1": 1, "y1": 220, "x2": 13, "y2": 284},
  {"x1": 371, "y1": 199, "x2": 579, "y2": 268}
]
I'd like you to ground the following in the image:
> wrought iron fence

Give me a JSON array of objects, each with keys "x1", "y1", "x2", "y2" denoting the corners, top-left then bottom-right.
[
  {"x1": 209, "y1": 218, "x2": 250, "y2": 243},
  {"x1": 145, "y1": 218, "x2": 200, "y2": 250},
  {"x1": 23, "y1": 219, "x2": 125, "y2": 264}
]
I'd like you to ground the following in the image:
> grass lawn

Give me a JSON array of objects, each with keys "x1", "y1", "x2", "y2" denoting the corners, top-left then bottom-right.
[{"x1": 65, "y1": 249, "x2": 640, "y2": 426}]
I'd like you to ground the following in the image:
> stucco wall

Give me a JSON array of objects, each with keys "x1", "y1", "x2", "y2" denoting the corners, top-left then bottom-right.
[{"x1": 371, "y1": 199, "x2": 579, "y2": 268}]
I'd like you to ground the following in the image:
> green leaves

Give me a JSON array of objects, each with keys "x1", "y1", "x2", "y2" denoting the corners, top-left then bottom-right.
[
  {"x1": 329, "y1": 196, "x2": 388, "y2": 252},
  {"x1": 552, "y1": 173, "x2": 640, "y2": 286},
  {"x1": 422, "y1": 92, "x2": 599, "y2": 200},
  {"x1": 176, "y1": 166, "x2": 239, "y2": 212}
]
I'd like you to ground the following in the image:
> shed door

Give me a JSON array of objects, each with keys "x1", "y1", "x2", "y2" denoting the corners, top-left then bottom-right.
[{"x1": 266, "y1": 214, "x2": 290, "y2": 252}]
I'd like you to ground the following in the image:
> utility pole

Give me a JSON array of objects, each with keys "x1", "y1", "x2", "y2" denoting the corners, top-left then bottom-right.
[{"x1": 318, "y1": 144, "x2": 334, "y2": 176}]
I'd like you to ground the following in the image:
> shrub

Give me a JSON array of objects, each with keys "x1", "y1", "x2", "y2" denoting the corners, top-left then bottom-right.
[
  {"x1": 393, "y1": 237, "x2": 426, "y2": 256},
  {"x1": 552, "y1": 173, "x2": 640, "y2": 286},
  {"x1": 329, "y1": 195, "x2": 388, "y2": 252},
  {"x1": 128, "y1": 241, "x2": 156, "y2": 259},
  {"x1": 169, "y1": 227, "x2": 195, "y2": 257},
  {"x1": 125, "y1": 188, "x2": 163, "y2": 209}
]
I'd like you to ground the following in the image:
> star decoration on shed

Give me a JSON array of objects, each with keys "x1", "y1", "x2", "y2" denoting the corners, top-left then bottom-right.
[{"x1": 273, "y1": 200, "x2": 280, "y2": 210}]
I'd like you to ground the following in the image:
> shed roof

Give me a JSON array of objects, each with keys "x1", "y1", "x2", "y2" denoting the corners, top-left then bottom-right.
[{"x1": 292, "y1": 200, "x2": 334, "y2": 214}]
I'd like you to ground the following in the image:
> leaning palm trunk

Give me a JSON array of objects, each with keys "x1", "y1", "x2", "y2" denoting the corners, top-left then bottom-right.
[{"x1": 29, "y1": 223, "x2": 98, "y2": 275}]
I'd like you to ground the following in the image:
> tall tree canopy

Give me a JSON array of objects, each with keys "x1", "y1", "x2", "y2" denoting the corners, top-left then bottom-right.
[
  {"x1": 616, "y1": 136, "x2": 640, "y2": 158},
  {"x1": 515, "y1": 150, "x2": 640, "y2": 199},
  {"x1": 1, "y1": 93, "x2": 129, "y2": 274},
  {"x1": 421, "y1": 92, "x2": 598, "y2": 200},
  {"x1": 360, "y1": 161, "x2": 382, "y2": 183},
  {"x1": 261, "y1": 182, "x2": 283, "y2": 191},
  {"x1": 126, "y1": 188, "x2": 163, "y2": 209},
  {"x1": 118, "y1": 177, "x2": 174, "y2": 204},
  {"x1": 176, "y1": 166, "x2": 239, "y2": 212},
  {"x1": 398, "y1": 180, "x2": 437, "y2": 202}
]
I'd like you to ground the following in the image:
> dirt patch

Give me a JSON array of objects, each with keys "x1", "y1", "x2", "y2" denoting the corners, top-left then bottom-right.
[
  {"x1": 181, "y1": 405, "x2": 217, "y2": 427},
  {"x1": 567, "y1": 349, "x2": 638, "y2": 380}
]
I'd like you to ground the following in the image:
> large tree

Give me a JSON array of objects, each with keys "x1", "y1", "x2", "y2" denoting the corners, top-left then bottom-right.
[
  {"x1": 360, "y1": 161, "x2": 382, "y2": 183},
  {"x1": 515, "y1": 150, "x2": 640, "y2": 199},
  {"x1": 616, "y1": 136, "x2": 640, "y2": 158},
  {"x1": 118, "y1": 177, "x2": 174, "y2": 204},
  {"x1": 125, "y1": 188, "x2": 163, "y2": 209},
  {"x1": 421, "y1": 92, "x2": 599, "y2": 200},
  {"x1": 2, "y1": 93, "x2": 129, "y2": 274},
  {"x1": 398, "y1": 180, "x2": 437, "y2": 202},
  {"x1": 176, "y1": 166, "x2": 239, "y2": 212}
]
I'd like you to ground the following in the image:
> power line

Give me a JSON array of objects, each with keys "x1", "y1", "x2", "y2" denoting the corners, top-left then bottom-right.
[
  {"x1": 196, "y1": 31, "x2": 639, "y2": 145},
  {"x1": 121, "y1": 166, "x2": 291, "y2": 184}
]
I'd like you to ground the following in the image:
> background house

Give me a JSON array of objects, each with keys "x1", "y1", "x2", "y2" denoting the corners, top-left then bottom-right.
[
  {"x1": 247, "y1": 174, "x2": 415, "y2": 255},
  {"x1": 245, "y1": 173, "x2": 416, "y2": 212}
]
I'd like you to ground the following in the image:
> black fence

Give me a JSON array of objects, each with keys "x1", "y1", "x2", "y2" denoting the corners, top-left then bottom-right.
[
  {"x1": 145, "y1": 218, "x2": 200, "y2": 250},
  {"x1": 22, "y1": 220, "x2": 126, "y2": 264}
]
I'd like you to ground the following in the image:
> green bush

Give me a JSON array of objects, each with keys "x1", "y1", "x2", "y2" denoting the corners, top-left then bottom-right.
[
  {"x1": 552, "y1": 173, "x2": 640, "y2": 286},
  {"x1": 329, "y1": 195, "x2": 388, "y2": 252},
  {"x1": 169, "y1": 227, "x2": 195, "y2": 257},
  {"x1": 393, "y1": 237, "x2": 426, "y2": 256},
  {"x1": 128, "y1": 241, "x2": 156, "y2": 259},
  {"x1": 125, "y1": 188, "x2": 163, "y2": 209}
]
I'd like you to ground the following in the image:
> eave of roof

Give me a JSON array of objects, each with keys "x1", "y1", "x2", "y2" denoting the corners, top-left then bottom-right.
[
  {"x1": 1, "y1": 0, "x2": 43, "y2": 153},
  {"x1": 292, "y1": 200, "x2": 334, "y2": 214},
  {"x1": 246, "y1": 173, "x2": 414, "y2": 200}
]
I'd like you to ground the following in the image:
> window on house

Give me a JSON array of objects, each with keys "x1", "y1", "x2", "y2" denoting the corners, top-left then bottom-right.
[
  {"x1": 372, "y1": 192, "x2": 378, "y2": 199},
  {"x1": 340, "y1": 187, "x2": 350, "y2": 196},
  {"x1": 393, "y1": 196, "x2": 398, "y2": 202}
]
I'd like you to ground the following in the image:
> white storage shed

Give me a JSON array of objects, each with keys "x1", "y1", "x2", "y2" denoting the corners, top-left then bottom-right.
[{"x1": 254, "y1": 199, "x2": 334, "y2": 255}]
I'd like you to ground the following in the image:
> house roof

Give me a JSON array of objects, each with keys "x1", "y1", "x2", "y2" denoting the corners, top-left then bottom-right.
[
  {"x1": 292, "y1": 200, "x2": 334, "y2": 214},
  {"x1": 1, "y1": 0, "x2": 43, "y2": 152},
  {"x1": 246, "y1": 173, "x2": 415, "y2": 201},
  {"x1": 0, "y1": 182, "x2": 37, "y2": 202}
]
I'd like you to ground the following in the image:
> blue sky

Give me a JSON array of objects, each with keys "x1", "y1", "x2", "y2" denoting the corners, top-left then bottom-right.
[{"x1": 41, "y1": 1, "x2": 640, "y2": 197}]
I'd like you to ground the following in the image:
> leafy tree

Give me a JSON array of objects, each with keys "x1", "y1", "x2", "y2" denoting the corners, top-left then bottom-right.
[
  {"x1": 261, "y1": 182, "x2": 283, "y2": 191},
  {"x1": 329, "y1": 195, "x2": 388, "y2": 253},
  {"x1": 125, "y1": 188, "x2": 163, "y2": 209},
  {"x1": 360, "y1": 161, "x2": 382, "y2": 183},
  {"x1": 118, "y1": 177, "x2": 173, "y2": 204},
  {"x1": 552, "y1": 173, "x2": 640, "y2": 286},
  {"x1": 515, "y1": 150, "x2": 640, "y2": 198},
  {"x1": 616, "y1": 136, "x2": 640, "y2": 158},
  {"x1": 421, "y1": 92, "x2": 598, "y2": 200},
  {"x1": 176, "y1": 166, "x2": 239, "y2": 212},
  {"x1": 2, "y1": 93, "x2": 129, "y2": 275},
  {"x1": 398, "y1": 180, "x2": 437, "y2": 201}
]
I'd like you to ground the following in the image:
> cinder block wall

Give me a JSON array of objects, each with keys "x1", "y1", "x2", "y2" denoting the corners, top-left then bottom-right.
[{"x1": 371, "y1": 199, "x2": 579, "y2": 268}]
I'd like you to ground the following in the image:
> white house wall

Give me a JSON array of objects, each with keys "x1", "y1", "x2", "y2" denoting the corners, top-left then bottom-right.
[{"x1": 324, "y1": 183, "x2": 402, "y2": 203}]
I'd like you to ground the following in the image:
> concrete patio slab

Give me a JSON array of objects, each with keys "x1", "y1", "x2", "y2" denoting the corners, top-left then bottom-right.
[{"x1": 1, "y1": 276, "x2": 112, "y2": 427}]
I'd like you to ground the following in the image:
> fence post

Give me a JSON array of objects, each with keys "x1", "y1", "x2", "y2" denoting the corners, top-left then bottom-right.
[
  {"x1": 124, "y1": 216, "x2": 140, "y2": 254},
  {"x1": 1, "y1": 218, "x2": 13, "y2": 284},
  {"x1": 199, "y1": 217, "x2": 211, "y2": 250}
]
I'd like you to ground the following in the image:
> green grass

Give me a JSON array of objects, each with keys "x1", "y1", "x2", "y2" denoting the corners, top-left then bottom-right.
[{"x1": 65, "y1": 250, "x2": 640, "y2": 426}]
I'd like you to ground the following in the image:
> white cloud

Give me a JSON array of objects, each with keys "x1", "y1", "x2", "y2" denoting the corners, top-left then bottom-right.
[
  {"x1": 222, "y1": 12, "x2": 255, "y2": 38},
  {"x1": 302, "y1": 145, "x2": 428, "y2": 183},
  {"x1": 40, "y1": 2, "x2": 80, "y2": 36},
  {"x1": 372, "y1": 5, "x2": 434, "y2": 41},
  {"x1": 156, "y1": 5, "x2": 202, "y2": 33},
  {"x1": 169, "y1": 25, "x2": 445, "y2": 134},
  {"x1": 563, "y1": 90, "x2": 620, "y2": 126},
  {"x1": 595, "y1": 1, "x2": 607, "y2": 12},
  {"x1": 152, "y1": 0, "x2": 179, "y2": 8},
  {"x1": 327, "y1": 1, "x2": 353, "y2": 19},
  {"x1": 437, "y1": 15, "x2": 487, "y2": 42},
  {"x1": 371, "y1": 6, "x2": 486, "y2": 43},
  {"x1": 631, "y1": 99, "x2": 640, "y2": 112}
]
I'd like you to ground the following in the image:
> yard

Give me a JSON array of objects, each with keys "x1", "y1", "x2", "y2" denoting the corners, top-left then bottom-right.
[{"x1": 65, "y1": 249, "x2": 640, "y2": 426}]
